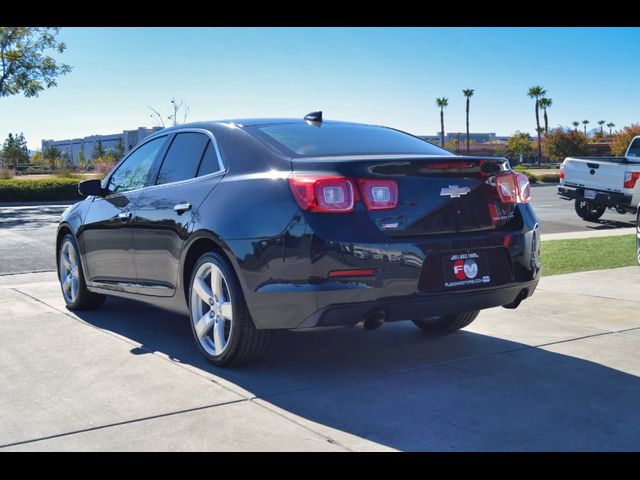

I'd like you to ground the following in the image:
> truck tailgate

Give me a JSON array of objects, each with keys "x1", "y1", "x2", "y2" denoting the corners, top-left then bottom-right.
[{"x1": 562, "y1": 157, "x2": 627, "y2": 193}]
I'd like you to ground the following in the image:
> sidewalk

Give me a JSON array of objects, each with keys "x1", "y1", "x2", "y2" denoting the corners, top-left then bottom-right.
[
  {"x1": 1, "y1": 267, "x2": 640, "y2": 451},
  {"x1": 541, "y1": 227, "x2": 636, "y2": 241}
]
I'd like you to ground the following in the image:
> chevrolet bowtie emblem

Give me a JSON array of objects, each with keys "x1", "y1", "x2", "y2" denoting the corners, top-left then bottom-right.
[{"x1": 440, "y1": 185, "x2": 470, "y2": 198}]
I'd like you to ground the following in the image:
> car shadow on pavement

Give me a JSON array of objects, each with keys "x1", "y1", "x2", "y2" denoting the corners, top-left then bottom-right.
[{"x1": 73, "y1": 296, "x2": 640, "y2": 451}]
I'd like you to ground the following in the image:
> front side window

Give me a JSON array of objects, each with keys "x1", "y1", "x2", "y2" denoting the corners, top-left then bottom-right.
[
  {"x1": 107, "y1": 136, "x2": 167, "y2": 193},
  {"x1": 156, "y1": 132, "x2": 210, "y2": 185}
]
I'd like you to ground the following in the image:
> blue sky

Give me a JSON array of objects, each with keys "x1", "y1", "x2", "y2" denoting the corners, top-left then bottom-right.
[{"x1": 2, "y1": 27, "x2": 639, "y2": 150}]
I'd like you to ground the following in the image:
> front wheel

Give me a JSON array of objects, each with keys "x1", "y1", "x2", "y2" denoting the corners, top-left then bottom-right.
[
  {"x1": 188, "y1": 252, "x2": 271, "y2": 366},
  {"x1": 58, "y1": 234, "x2": 105, "y2": 310},
  {"x1": 575, "y1": 199, "x2": 606, "y2": 221},
  {"x1": 412, "y1": 311, "x2": 480, "y2": 335}
]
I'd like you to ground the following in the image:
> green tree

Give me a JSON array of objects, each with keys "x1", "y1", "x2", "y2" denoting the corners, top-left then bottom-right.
[
  {"x1": 43, "y1": 145, "x2": 61, "y2": 169},
  {"x1": 60, "y1": 151, "x2": 72, "y2": 168},
  {"x1": 572, "y1": 121, "x2": 580, "y2": 132},
  {"x1": 542, "y1": 128, "x2": 589, "y2": 162},
  {"x1": 462, "y1": 88, "x2": 474, "y2": 154},
  {"x1": 435, "y1": 97, "x2": 448, "y2": 147},
  {"x1": 506, "y1": 131, "x2": 533, "y2": 162},
  {"x1": 607, "y1": 122, "x2": 615, "y2": 135},
  {"x1": 0, "y1": 132, "x2": 29, "y2": 167},
  {"x1": 77, "y1": 149, "x2": 86, "y2": 169},
  {"x1": 538, "y1": 97, "x2": 552, "y2": 135},
  {"x1": 611, "y1": 124, "x2": 640, "y2": 156},
  {"x1": 597, "y1": 120, "x2": 606, "y2": 135},
  {"x1": 91, "y1": 140, "x2": 105, "y2": 161},
  {"x1": 114, "y1": 138, "x2": 125, "y2": 161},
  {"x1": 527, "y1": 86, "x2": 546, "y2": 162},
  {"x1": 0, "y1": 27, "x2": 71, "y2": 98},
  {"x1": 582, "y1": 119, "x2": 590, "y2": 136}
]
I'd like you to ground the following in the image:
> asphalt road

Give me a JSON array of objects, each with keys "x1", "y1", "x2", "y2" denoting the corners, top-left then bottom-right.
[
  {"x1": 0, "y1": 184, "x2": 636, "y2": 275},
  {"x1": 531, "y1": 183, "x2": 635, "y2": 234}
]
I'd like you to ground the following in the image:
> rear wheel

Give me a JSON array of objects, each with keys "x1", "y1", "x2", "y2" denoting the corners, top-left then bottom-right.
[
  {"x1": 575, "y1": 199, "x2": 605, "y2": 221},
  {"x1": 412, "y1": 311, "x2": 479, "y2": 335},
  {"x1": 188, "y1": 252, "x2": 271, "y2": 366},
  {"x1": 58, "y1": 234, "x2": 105, "y2": 310}
]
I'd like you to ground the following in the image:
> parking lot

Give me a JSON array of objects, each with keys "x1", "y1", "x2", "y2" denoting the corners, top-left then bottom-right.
[{"x1": 1, "y1": 185, "x2": 640, "y2": 451}]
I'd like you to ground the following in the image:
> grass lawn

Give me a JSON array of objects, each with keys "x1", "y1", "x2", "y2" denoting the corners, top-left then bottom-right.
[{"x1": 541, "y1": 234, "x2": 638, "y2": 276}]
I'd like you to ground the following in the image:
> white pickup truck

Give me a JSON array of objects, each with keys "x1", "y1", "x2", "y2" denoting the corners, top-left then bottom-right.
[{"x1": 558, "y1": 136, "x2": 640, "y2": 221}]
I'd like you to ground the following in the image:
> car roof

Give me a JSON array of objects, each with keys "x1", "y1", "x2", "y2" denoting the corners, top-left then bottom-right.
[{"x1": 156, "y1": 118, "x2": 379, "y2": 132}]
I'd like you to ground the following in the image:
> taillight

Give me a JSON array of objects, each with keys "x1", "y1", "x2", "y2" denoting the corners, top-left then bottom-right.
[
  {"x1": 495, "y1": 172, "x2": 530, "y2": 204},
  {"x1": 559, "y1": 164, "x2": 565, "y2": 181},
  {"x1": 623, "y1": 171, "x2": 640, "y2": 189},
  {"x1": 357, "y1": 179, "x2": 398, "y2": 210},
  {"x1": 288, "y1": 175, "x2": 355, "y2": 212}
]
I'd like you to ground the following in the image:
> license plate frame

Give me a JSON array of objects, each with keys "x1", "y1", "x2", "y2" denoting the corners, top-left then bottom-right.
[{"x1": 584, "y1": 189, "x2": 597, "y2": 200}]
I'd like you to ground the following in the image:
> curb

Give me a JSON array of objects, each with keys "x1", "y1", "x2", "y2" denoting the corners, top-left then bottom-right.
[{"x1": 541, "y1": 227, "x2": 636, "y2": 241}]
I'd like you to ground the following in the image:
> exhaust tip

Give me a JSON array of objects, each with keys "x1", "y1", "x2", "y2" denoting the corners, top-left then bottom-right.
[
  {"x1": 502, "y1": 289, "x2": 528, "y2": 310},
  {"x1": 362, "y1": 309, "x2": 386, "y2": 331}
]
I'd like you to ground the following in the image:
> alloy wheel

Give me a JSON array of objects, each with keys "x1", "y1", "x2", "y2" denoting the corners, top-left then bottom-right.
[
  {"x1": 190, "y1": 261, "x2": 234, "y2": 356},
  {"x1": 59, "y1": 239, "x2": 80, "y2": 304}
]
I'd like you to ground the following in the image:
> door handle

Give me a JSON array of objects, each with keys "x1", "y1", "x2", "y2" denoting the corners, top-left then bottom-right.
[
  {"x1": 173, "y1": 202, "x2": 192, "y2": 214},
  {"x1": 117, "y1": 211, "x2": 133, "y2": 222}
]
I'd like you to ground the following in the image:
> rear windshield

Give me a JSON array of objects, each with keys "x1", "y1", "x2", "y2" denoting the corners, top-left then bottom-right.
[{"x1": 249, "y1": 122, "x2": 452, "y2": 157}]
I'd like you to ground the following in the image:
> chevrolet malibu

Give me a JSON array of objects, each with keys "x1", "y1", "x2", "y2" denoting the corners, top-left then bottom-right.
[{"x1": 56, "y1": 113, "x2": 541, "y2": 365}]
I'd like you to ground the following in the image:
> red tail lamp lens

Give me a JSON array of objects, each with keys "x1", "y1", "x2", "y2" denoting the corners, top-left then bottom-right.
[
  {"x1": 495, "y1": 172, "x2": 530, "y2": 204},
  {"x1": 357, "y1": 179, "x2": 398, "y2": 210},
  {"x1": 288, "y1": 176, "x2": 355, "y2": 212}
]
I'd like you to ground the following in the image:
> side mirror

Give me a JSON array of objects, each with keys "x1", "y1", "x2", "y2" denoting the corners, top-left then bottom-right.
[{"x1": 78, "y1": 179, "x2": 106, "y2": 197}]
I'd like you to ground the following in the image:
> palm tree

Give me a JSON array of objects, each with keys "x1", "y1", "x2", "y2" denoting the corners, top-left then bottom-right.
[
  {"x1": 582, "y1": 119, "x2": 590, "y2": 136},
  {"x1": 462, "y1": 89, "x2": 474, "y2": 154},
  {"x1": 607, "y1": 122, "x2": 615, "y2": 135},
  {"x1": 597, "y1": 120, "x2": 606, "y2": 135},
  {"x1": 436, "y1": 97, "x2": 449, "y2": 147},
  {"x1": 527, "y1": 86, "x2": 547, "y2": 162},
  {"x1": 538, "y1": 97, "x2": 552, "y2": 134},
  {"x1": 572, "y1": 121, "x2": 580, "y2": 132}
]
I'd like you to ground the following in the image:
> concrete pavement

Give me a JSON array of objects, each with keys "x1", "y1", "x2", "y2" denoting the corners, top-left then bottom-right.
[{"x1": 1, "y1": 266, "x2": 640, "y2": 451}]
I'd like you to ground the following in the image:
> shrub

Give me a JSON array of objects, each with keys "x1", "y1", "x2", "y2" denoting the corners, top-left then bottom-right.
[
  {"x1": 538, "y1": 173, "x2": 560, "y2": 183},
  {"x1": 55, "y1": 168, "x2": 80, "y2": 179},
  {"x1": 0, "y1": 167, "x2": 16, "y2": 180},
  {"x1": 0, "y1": 178, "x2": 82, "y2": 202},
  {"x1": 611, "y1": 124, "x2": 640, "y2": 156}
]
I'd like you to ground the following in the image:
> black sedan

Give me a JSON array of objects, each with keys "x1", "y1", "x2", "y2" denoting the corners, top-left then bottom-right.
[{"x1": 57, "y1": 113, "x2": 541, "y2": 365}]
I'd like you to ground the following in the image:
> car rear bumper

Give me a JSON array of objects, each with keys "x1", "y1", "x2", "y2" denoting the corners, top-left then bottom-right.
[
  {"x1": 296, "y1": 277, "x2": 539, "y2": 328},
  {"x1": 558, "y1": 185, "x2": 633, "y2": 207},
  {"x1": 233, "y1": 205, "x2": 542, "y2": 330}
]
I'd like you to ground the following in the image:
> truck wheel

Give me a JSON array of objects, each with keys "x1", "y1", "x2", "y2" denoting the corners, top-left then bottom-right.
[
  {"x1": 412, "y1": 311, "x2": 479, "y2": 335},
  {"x1": 575, "y1": 200, "x2": 606, "y2": 221}
]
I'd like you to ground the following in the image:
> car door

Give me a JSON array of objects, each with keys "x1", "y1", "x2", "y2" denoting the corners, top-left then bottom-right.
[
  {"x1": 80, "y1": 135, "x2": 168, "y2": 285},
  {"x1": 133, "y1": 130, "x2": 225, "y2": 293}
]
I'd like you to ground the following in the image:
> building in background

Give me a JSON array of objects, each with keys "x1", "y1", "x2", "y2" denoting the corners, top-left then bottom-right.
[{"x1": 41, "y1": 126, "x2": 163, "y2": 166}]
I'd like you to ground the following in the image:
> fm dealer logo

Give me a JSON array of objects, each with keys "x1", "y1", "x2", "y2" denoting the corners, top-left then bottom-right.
[
  {"x1": 445, "y1": 252, "x2": 491, "y2": 288},
  {"x1": 454, "y1": 259, "x2": 478, "y2": 280}
]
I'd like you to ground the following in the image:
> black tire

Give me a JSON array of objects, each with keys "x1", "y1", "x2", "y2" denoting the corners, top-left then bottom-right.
[
  {"x1": 411, "y1": 310, "x2": 480, "y2": 335},
  {"x1": 58, "y1": 234, "x2": 106, "y2": 310},
  {"x1": 575, "y1": 199, "x2": 606, "y2": 221},
  {"x1": 188, "y1": 252, "x2": 271, "y2": 366}
]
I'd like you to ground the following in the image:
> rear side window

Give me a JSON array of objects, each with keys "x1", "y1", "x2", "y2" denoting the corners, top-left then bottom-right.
[
  {"x1": 627, "y1": 138, "x2": 640, "y2": 159},
  {"x1": 250, "y1": 122, "x2": 452, "y2": 157},
  {"x1": 197, "y1": 141, "x2": 221, "y2": 177},
  {"x1": 156, "y1": 132, "x2": 210, "y2": 185}
]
